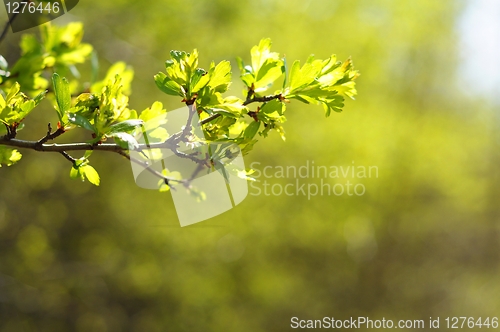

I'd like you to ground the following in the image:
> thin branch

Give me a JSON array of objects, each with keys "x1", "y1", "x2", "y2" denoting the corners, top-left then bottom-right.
[
  {"x1": 36, "y1": 123, "x2": 65, "y2": 146},
  {"x1": 243, "y1": 93, "x2": 283, "y2": 106},
  {"x1": 200, "y1": 113, "x2": 221, "y2": 125},
  {"x1": 0, "y1": 92, "x2": 284, "y2": 184},
  {"x1": 59, "y1": 151, "x2": 76, "y2": 164},
  {"x1": 244, "y1": 86, "x2": 255, "y2": 105},
  {"x1": 0, "y1": 136, "x2": 178, "y2": 153},
  {"x1": 2, "y1": 123, "x2": 13, "y2": 139},
  {"x1": 182, "y1": 104, "x2": 196, "y2": 137}
]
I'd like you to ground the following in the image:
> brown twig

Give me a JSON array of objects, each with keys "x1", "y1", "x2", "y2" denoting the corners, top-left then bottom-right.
[
  {"x1": 35, "y1": 123, "x2": 65, "y2": 148},
  {"x1": 59, "y1": 151, "x2": 76, "y2": 164}
]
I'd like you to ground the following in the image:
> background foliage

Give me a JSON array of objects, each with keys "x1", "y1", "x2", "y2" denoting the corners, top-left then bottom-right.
[{"x1": 1, "y1": 0, "x2": 499, "y2": 331}]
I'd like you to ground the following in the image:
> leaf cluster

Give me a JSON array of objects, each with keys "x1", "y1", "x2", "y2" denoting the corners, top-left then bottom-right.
[{"x1": 0, "y1": 22, "x2": 359, "y2": 191}]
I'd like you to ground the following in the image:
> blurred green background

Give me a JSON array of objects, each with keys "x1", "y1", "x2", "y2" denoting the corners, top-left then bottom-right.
[{"x1": 1, "y1": 0, "x2": 500, "y2": 331}]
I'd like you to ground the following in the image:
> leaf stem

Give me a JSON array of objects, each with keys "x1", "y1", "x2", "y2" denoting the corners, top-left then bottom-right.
[{"x1": 59, "y1": 151, "x2": 76, "y2": 164}]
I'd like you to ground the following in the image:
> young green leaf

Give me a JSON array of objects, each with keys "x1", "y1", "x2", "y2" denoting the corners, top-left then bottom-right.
[
  {"x1": 67, "y1": 113, "x2": 96, "y2": 133},
  {"x1": 207, "y1": 60, "x2": 232, "y2": 92},
  {"x1": 107, "y1": 119, "x2": 144, "y2": 134},
  {"x1": 190, "y1": 68, "x2": 209, "y2": 93},
  {"x1": 33, "y1": 90, "x2": 47, "y2": 106},
  {"x1": 0, "y1": 146, "x2": 22, "y2": 167},
  {"x1": 110, "y1": 132, "x2": 140, "y2": 150},
  {"x1": 52, "y1": 73, "x2": 71, "y2": 122},
  {"x1": 257, "y1": 99, "x2": 286, "y2": 121},
  {"x1": 6, "y1": 82, "x2": 21, "y2": 102},
  {"x1": 91, "y1": 61, "x2": 134, "y2": 95},
  {"x1": 0, "y1": 83, "x2": 39, "y2": 125},
  {"x1": 70, "y1": 165, "x2": 80, "y2": 179},
  {"x1": 81, "y1": 165, "x2": 100, "y2": 186},
  {"x1": 254, "y1": 59, "x2": 284, "y2": 92},
  {"x1": 244, "y1": 121, "x2": 260, "y2": 139},
  {"x1": 154, "y1": 72, "x2": 184, "y2": 97}
]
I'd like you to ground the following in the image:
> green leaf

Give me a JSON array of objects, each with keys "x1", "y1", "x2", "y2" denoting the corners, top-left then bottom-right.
[
  {"x1": 94, "y1": 75, "x2": 134, "y2": 131},
  {"x1": 236, "y1": 57, "x2": 255, "y2": 88},
  {"x1": 288, "y1": 59, "x2": 322, "y2": 93},
  {"x1": 33, "y1": 90, "x2": 47, "y2": 106},
  {"x1": 154, "y1": 72, "x2": 184, "y2": 97},
  {"x1": 0, "y1": 83, "x2": 38, "y2": 125},
  {"x1": 254, "y1": 59, "x2": 284, "y2": 91},
  {"x1": 258, "y1": 99, "x2": 286, "y2": 121},
  {"x1": 139, "y1": 101, "x2": 167, "y2": 132},
  {"x1": 52, "y1": 73, "x2": 71, "y2": 122},
  {"x1": 321, "y1": 95, "x2": 345, "y2": 117},
  {"x1": 211, "y1": 97, "x2": 247, "y2": 118},
  {"x1": 147, "y1": 127, "x2": 169, "y2": 141},
  {"x1": 251, "y1": 38, "x2": 278, "y2": 73},
  {"x1": 6, "y1": 82, "x2": 20, "y2": 102},
  {"x1": 0, "y1": 146, "x2": 22, "y2": 167},
  {"x1": 91, "y1": 61, "x2": 134, "y2": 95},
  {"x1": 75, "y1": 93, "x2": 99, "y2": 108},
  {"x1": 244, "y1": 121, "x2": 260, "y2": 139},
  {"x1": 243, "y1": 39, "x2": 284, "y2": 92},
  {"x1": 164, "y1": 51, "x2": 191, "y2": 86},
  {"x1": 190, "y1": 68, "x2": 209, "y2": 93},
  {"x1": 70, "y1": 166, "x2": 80, "y2": 179},
  {"x1": 289, "y1": 95, "x2": 312, "y2": 104},
  {"x1": 19, "y1": 100, "x2": 35, "y2": 119},
  {"x1": 139, "y1": 101, "x2": 166, "y2": 123},
  {"x1": 110, "y1": 132, "x2": 139, "y2": 150},
  {"x1": 107, "y1": 119, "x2": 144, "y2": 134},
  {"x1": 0, "y1": 107, "x2": 16, "y2": 125},
  {"x1": 70, "y1": 153, "x2": 99, "y2": 183},
  {"x1": 81, "y1": 165, "x2": 100, "y2": 186},
  {"x1": 212, "y1": 108, "x2": 241, "y2": 118},
  {"x1": 67, "y1": 112, "x2": 96, "y2": 133},
  {"x1": 208, "y1": 60, "x2": 232, "y2": 92}
]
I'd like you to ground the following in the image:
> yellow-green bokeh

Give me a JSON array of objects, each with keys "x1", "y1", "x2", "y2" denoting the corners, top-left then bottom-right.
[{"x1": 1, "y1": 0, "x2": 499, "y2": 331}]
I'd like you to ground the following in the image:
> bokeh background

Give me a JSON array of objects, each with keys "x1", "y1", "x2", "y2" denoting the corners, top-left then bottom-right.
[{"x1": 1, "y1": 0, "x2": 500, "y2": 331}]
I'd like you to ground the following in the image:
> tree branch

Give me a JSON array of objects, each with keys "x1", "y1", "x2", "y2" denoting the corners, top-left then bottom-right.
[
  {"x1": 36, "y1": 123, "x2": 65, "y2": 146},
  {"x1": 0, "y1": 136, "x2": 179, "y2": 153},
  {"x1": 0, "y1": 132, "x2": 198, "y2": 187},
  {"x1": 182, "y1": 104, "x2": 196, "y2": 136},
  {"x1": 200, "y1": 113, "x2": 221, "y2": 125},
  {"x1": 243, "y1": 93, "x2": 283, "y2": 106}
]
